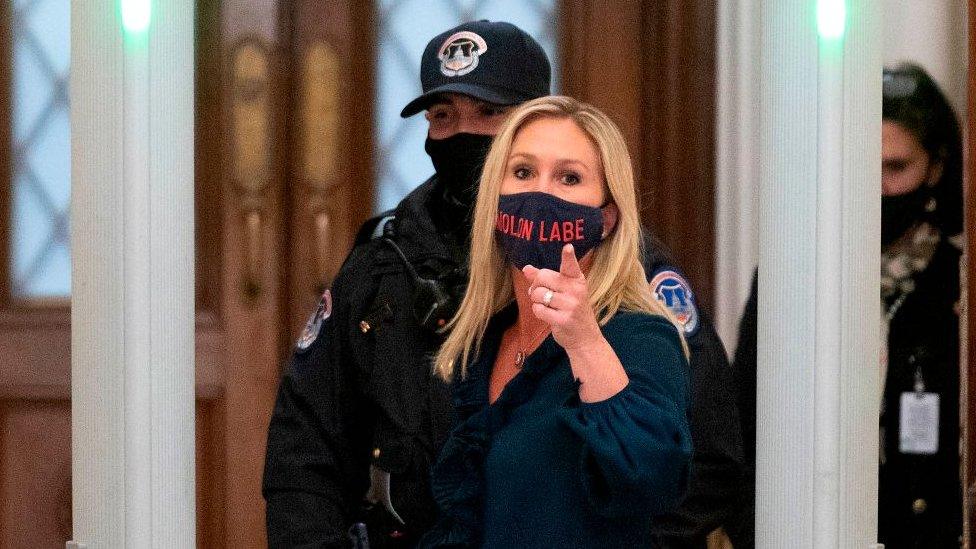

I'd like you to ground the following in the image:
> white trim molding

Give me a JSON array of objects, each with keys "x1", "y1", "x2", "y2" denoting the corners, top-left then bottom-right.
[{"x1": 715, "y1": 0, "x2": 762, "y2": 354}]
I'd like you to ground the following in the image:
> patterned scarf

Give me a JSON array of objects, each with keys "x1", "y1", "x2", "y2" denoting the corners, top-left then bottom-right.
[
  {"x1": 881, "y1": 222, "x2": 940, "y2": 310},
  {"x1": 878, "y1": 221, "x2": 941, "y2": 464}
]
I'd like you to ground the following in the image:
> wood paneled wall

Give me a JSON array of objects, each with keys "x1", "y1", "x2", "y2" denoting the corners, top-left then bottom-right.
[
  {"x1": 642, "y1": 1, "x2": 717, "y2": 312},
  {"x1": 562, "y1": 0, "x2": 718, "y2": 312},
  {"x1": 964, "y1": 0, "x2": 975, "y2": 543},
  {"x1": 0, "y1": 401, "x2": 72, "y2": 547},
  {"x1": 0, "y1": 0, "x2": 12, "y2": 303},
  {"x1": 195, "y1": 0, "x2": 224, "y2": 315},
  {"x1": 282, "y1": 0, "x2": 376, "y2": 347}
]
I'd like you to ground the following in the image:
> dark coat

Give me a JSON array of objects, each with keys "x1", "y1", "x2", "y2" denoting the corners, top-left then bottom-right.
[
  {"x1": 262, "y1": 179, "x2": 743, "y2": 548},
  {"x1": 878, "y1": 239, "x2": 962, "y2": 548},
  {"x1": 728, "y1": 271, "x2": 757, "y2": 548},
  {"x1": 263, "y1": 180, "x2": 463, "y2": 549}
]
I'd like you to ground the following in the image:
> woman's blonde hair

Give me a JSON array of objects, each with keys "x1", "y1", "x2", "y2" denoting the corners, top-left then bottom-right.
[{"x1": 434, "y1": 95, "x2": 684, "y2": 381}]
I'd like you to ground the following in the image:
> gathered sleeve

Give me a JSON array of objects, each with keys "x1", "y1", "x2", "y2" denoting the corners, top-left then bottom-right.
[{"x1": 558, "y1": 312, "x2": 693, "y2": 518}]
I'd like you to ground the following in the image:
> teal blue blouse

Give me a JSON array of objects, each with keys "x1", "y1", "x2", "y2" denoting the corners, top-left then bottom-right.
[{"x1": 420, "y1": 306, "x2": 693, "y2": 548}]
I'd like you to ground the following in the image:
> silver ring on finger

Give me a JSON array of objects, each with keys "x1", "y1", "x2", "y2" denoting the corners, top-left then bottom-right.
[{"x1": 542, "y1": 289, "x2": 554, "y2": 307}]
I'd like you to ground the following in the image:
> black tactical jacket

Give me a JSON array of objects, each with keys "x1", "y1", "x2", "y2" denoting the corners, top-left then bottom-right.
[{"x1": 263, "y1": 179, "x2": 743, "y2": 548}]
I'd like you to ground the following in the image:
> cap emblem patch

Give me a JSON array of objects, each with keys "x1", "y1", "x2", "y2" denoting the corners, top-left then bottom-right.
[{"x1": 438, "y1": 31, "x2": 488, "y2": 77}]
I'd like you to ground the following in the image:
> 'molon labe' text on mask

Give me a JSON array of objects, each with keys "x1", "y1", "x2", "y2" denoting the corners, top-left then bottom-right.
[{"x1": 495, "y1": 192, "x2": 607, "y2": 271}]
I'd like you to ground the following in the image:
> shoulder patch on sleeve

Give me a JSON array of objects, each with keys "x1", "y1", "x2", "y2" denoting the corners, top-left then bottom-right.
[
  {"x1": 296, "y1": 289, "x2": 333, "y2": 351},
  {"x1": 649, "y1": 269, "x2": 700, "y2": 336}
]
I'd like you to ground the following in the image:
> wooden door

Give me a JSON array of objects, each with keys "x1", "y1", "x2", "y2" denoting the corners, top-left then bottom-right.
[{"x1": 197, "y1": 0, "x2": 373, "y2": 546}]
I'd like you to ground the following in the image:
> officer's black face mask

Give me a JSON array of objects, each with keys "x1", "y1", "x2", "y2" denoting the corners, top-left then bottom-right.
[
  {"x1": 425, "y1": 133, "x2": 494, "y2": 211},
  {"x1": 881, "y1": 184, "x2": 931, "y2": 247}
]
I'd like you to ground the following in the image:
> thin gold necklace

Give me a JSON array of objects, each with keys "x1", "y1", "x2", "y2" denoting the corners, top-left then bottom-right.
[{"x1": 514, "y1": 321, "x2": 550, "y2": 369}]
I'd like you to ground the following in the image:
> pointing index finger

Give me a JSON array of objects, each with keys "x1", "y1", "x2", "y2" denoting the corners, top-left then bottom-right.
[{"x1": 559, "y1": 244, "x2": 583, "y2": 279}]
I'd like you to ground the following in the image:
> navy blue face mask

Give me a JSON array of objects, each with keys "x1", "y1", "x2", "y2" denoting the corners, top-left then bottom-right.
[{"x1": 495, "y1": 192, "x2": 608, "y2": 271}]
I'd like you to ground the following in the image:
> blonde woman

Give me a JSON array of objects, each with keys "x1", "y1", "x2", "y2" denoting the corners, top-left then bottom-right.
[{"x1": 419, "y1": 96, "x2": 693, "y2": 548}]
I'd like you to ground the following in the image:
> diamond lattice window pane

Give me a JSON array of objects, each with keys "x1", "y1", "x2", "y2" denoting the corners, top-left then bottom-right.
[
  {"x1": 26, "y1": 107, "x2": 70, "y2": 211},
  {"x1": 11, "y1": 0, "x2": 71, "y2": 298},
  {"x1": 12, "y1": 173, "x2": 54, "y2": 277},
  {"x1": 12, "y1": 37, "x2": 50, "y2": 142},
  {"x1": 25, "y1": 0, "x2": 70, "y2": 75},
  {"x1": 374, "y1": 0, "x2": 560, "y2": 213}
]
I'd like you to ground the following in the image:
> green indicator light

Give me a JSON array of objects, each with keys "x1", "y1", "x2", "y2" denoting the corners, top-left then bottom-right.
[
  {"x1": 817, "y1": 0, "x2": 847, "y2": 40},
  {"x1": 121, "y1": 0, "x2": 151, "y2": 34}
]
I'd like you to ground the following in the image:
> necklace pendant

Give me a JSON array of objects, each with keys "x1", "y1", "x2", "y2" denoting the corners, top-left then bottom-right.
[{"x1": 514, "y1": 350, "x2": 525, "y2": 369}]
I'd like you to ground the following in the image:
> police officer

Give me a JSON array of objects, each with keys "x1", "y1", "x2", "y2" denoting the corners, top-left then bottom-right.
[
  {"x1": 730, "y1": 63, "x2": 964, "y2": 547},
  {"x1": 263, "y1": 20, "x2": 742, "y2": 548}
]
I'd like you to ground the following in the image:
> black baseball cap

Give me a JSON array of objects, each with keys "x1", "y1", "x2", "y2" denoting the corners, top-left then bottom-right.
[{"x1": 400, "y1": 20, "x2": 552, "y2": 118}]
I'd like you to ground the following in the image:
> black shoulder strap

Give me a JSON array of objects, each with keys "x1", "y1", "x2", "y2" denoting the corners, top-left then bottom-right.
[{"x1": 354, "y1": 210, "x2": 396, "y2": 246}]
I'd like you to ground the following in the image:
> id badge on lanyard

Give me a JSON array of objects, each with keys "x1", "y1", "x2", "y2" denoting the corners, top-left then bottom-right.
[{"x1": 899, "y1": 365, "x2": 939, "y2": 455}]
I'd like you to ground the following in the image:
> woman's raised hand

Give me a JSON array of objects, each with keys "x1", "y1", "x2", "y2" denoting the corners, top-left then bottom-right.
[{"x1": 522, "y1": 244, "x2": 604, "y2": 352}]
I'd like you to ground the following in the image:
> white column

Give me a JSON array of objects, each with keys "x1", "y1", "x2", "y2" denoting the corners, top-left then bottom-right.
[
  {"x1": 70, "y1": 1, "x2": 195, "y2": 547},
  {"x1": 715, "y1": 0, "x2": 762, "y2": 352},
  {"x1": 756, "y1": 1, "x2": 881, "y2": 547}
]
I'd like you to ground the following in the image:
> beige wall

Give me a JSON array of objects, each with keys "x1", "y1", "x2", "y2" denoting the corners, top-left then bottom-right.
[{"x1": 883, "y1": 0, "x2": 968, "y2": 114}]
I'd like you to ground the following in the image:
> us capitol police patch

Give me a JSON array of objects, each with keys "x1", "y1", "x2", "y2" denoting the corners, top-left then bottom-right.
[
  {"x1": 296, "y1": 289, "x2": 332, "y2": 351},
  {"x1": 649, "y1": 269, "x2": 700, "y2": 336},
  {"x1": 438, "y1": 31, "x2": 488, "y2": 77}
]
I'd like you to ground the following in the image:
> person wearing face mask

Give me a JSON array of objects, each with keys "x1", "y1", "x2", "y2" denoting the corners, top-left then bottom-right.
[
  {"x1": 263, "y1": 21, "x2": 550, "y2": 549},
  {"x1": 420, "y1": 95, "x2": 693, "y2": 548},
  {"x1": 727, "y1": 63, "x2": 964, "y2": 547},
  {"x1": 264, "y1": 20, "x2": 742, "y2": 549},
  {"x1": 876, "y1": 62, "x2": 963, "y2": 548}
]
